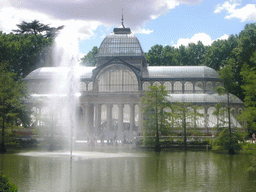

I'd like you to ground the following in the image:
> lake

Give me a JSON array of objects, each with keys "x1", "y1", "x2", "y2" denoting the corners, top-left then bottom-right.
[{"x1": 1, "y1": 148, "x2": 256, "y2": 191}]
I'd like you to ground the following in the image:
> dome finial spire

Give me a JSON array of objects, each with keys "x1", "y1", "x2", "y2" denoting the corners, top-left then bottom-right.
[{"x1": 121, "y1": 8, "x2": 125, "y2": 28}]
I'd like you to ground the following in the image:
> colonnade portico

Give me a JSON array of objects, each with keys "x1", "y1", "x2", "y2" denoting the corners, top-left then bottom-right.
[{"x1": 81, "y1": 101, "x2": 141, "y2": 136}]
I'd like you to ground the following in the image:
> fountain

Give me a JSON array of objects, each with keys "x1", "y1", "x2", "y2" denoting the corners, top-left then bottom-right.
[{"x1": 45, "y1": 27, "x2": 80, "y2": 154}]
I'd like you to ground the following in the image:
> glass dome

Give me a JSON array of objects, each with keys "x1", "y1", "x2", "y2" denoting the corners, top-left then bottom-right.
[{"x1": 96, "y1": 28, "x2": 144, "y2": 57}]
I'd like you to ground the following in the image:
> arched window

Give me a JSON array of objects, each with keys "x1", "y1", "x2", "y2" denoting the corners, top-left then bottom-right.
[
  {"x1": 79, "y1": 82, "x2": 86, "y2": 91},
  {"x1": 206, "y1": 82, "x2": 213, "y2": 93},
  {"x1": 195, "y1": 81, "x2": 203, "y2": 93},
  {"x1": 142, "y1": 82, "x2": 151, "y2": 91},
  {"x1": 153, "y1": 82, "x2": 161, "y2": 87},
  {"x1": 97, "y1": 64, "x2": 138, "y2": 92},
  {"x1": 163, "y1": 82, "x2": 172, "y2": 92},
  {"x1": 174, "y1": 81, "x2": 182, "y2": 93},
  {"x1": 215, "y1": 82, "x2": 222, "y2": 89},
  {"x1": 88, "y1": 82, "x2": 93, "y2": 91},
  {"x1": 184, "y1": 82, "x2": 193, "y2": 93}
]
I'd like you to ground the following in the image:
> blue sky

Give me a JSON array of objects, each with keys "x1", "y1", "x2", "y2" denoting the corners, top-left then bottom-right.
[{"x1": 0, "y1": 0, "x2": 256, "y2": 56}]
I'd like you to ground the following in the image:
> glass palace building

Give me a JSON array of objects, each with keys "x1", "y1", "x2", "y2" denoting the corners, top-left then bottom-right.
[{"x1": 25, "y1": 25, "x2": 244, "y2": 138}]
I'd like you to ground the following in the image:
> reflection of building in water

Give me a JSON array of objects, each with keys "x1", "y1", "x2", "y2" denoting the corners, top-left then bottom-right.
[{"x1": 24, "y1": 23, "x2": 244, "y2": 138}]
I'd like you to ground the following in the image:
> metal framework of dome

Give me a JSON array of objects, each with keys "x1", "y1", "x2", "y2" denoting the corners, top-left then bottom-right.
[{"x1": 96, "y1": 28, "x2": 144, "y2": 57}]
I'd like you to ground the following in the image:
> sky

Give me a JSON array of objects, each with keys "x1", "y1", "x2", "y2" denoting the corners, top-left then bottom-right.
[{"x1": 0, "y1": 0, "x2": 256, "y2": 57}]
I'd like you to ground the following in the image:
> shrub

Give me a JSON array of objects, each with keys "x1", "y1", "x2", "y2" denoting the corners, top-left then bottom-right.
[
  {"x1": 0, "y1": 175, "x2": 17, "y2": 192},
  {"x1": 211, "y1": 128, "x2": 245, "y2": 151}
]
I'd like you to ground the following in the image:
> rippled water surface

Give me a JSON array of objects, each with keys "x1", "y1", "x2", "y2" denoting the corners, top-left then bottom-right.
[{"x1": 1, "y1": 149, "x2": 256, "y2": 191}]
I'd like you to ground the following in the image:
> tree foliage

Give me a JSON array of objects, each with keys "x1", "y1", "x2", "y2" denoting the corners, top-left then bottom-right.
[
  {"x1": 12, "y1": 19, "x2": 64, "y2": 38},
  {"x1": 80, "y1": 46, "x2": 98, "y2": 66},
  {"x1": 211, "y1": 128, "x2": 245, "y2": 152},
  {"x1": 240, "y1": 63, "x2": 256, "y2": 134},
  {"x1": 171, "y1": 103, "x2": 204, "y2": 148},
  {"x1": 0, "y1": 32, "x2": 53, "y2": 78},
  {"x1": 0, "y1": 63, "x2": 27, "y2": 153},
  {"x1": 0, "y1": 20, "x2": 64, "y2": 78},
  {"x1": 0, "y1": 175, "x2": 18, "y2": 192},
  {"x1": 141, "y1": 85, "x2": 170, "y2": 136}
]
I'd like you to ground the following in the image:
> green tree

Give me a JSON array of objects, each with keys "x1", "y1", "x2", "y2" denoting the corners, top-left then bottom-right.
[
  {"x1": 80, "y1": 46, "x2": 98, "y2": 66},
  {"x1": 216, "y1": 64, "x2": 239, "y2": 154},
  {"x1": 162, "y1": 45, "x2": 179, "y2": 66},
  {"x1": 0, "y1": 63, "x2": 27, "y2": 153},
  {"x1": 204, "y1": 35, "x2": 238, "y2": 71},
  {"x1": 141, "y1": 85, "x2": 170, "y2": 151},
  {"x1": 240, "y1": 61, "x2": 256, "y2": 134},
  {"x1": 146, "y1": 41, "x2": 206, "y2": 66},
  {"x1": 13, "y1": 20, "x2": 49, "y2": 36},
  {"x1": 0, "y1": 32, "x2": 53, "y2": 78},
  {"x1": 145, "y1": 44, "x2": 164, "y2": 66},
  {"x1": 13, "y1": 20, "x2": 64, "y2": 38},
  {"x1": 178, "y1": 45, "x2": 189, "y2": 65},
  {"x1": 187, "y1": 41, "x2": 207, "y2": 66},
  {"x1": 171, "y1": 103, "x2": 204, "y2": 149},
  {"x1": 211, "y1": 128, "x2": 244, "y2": 152},
  {"x1": 229, "y1": 23, "x2": 256, "y2": 100}
]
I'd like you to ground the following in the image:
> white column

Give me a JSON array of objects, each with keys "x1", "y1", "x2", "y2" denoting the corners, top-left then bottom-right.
[
  {"x1": 85, "y1": 103, "x2": 94, "y2": 133},
  {"x1": 118, "y1": 104, "x2": 124, "y2": 132},
  {"x1": 95, "y1": 104, "x2": 102, "y2": 132},
  {"x1": 204, "y1": 107, "x2": 209, "y2": 136},
  {"x1": 107, "y1": 104, "x2": 113, "y2": 131},
  {"x1": 130, "y1": 104, "x2": 135, "y2": 132},
  {"x1": 138, "y1": 104, "x2": 143, "y2": 135}
]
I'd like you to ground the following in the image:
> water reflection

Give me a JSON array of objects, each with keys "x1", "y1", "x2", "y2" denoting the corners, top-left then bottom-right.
[{"x1": 1, "y1": 150, "x2": 255, "y2": 191}]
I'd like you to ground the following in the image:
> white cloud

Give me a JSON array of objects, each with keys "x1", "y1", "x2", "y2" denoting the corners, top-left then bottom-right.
[
  {"x1": 214, "y1": 1, "x2": 240, "y2": 14},
  {"x1": 226, "y1": 4, "x2": 256, "y2": 21},
  {"x1": 0, "y1": 0, "x2": 202, "y2": 35},
  {"x1": 134, "y1": 28, "x2": 154, "y2": 34},
  {"x1": 214, "y1": 1, "x2": 256, "y2": 22},
  {"x1": 0, "y1": 6, "x2": 102, "y2": 39},
  {"x1": 217, "y1": 34, "x2": 229, "y2": 41},
  {"x1": 173, "y1": 33, "x2": 212, "y2": 47},
  {"x1": 173, "y1": 33, "x2": 229, "y2": 47},
  {"x1": 0, "y1": 0, "x2": 11, "y2": 6}
]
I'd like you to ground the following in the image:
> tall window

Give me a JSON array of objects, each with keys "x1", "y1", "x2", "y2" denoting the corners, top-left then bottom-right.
[
  {"x1": 142, "y1": 82, "x2": 151, "y2": 91},
  {"x1": 98, "y1": 65, "x2": 138, "y2": 92},
  {"x1": 195, "y1": 81, "x2": 203, "y2": 93},
  {"x1": 163, "y1": 82, "x2": 172, "y2": 92},
  {"x1": 174, "y1": 81, "x2": 182, "y2": 93},
  {"x1": 184, "y1": 82, "x2": 193, "y2": 93},
  {"x1": 206, "y1": 81, "x2": 213, "y2": 93}
]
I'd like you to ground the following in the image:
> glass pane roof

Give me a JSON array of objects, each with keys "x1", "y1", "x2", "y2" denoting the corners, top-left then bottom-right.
[
  {"x1": 25, "y1": 67, "x2": 95, "y2": 80},
  {"x1": 25, "y1": 66, "x2": 220, "y2": 80},
  {"x1": 97, "y1": 32, "x2": 144, "y2": 57},
  {"x1": 167, "y1": 94, "x2": 243, "y2": 104},
  {"x1": 146, "y1": 66, "x2": 220, "y2": 79}
]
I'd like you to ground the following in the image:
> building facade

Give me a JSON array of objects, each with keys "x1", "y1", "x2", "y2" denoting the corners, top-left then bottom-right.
[{"x1": 25, "y1": 25, "x2": 244, "y2": 139}]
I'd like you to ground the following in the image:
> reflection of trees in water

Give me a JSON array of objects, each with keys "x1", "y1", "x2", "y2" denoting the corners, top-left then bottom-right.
[{"x1": 1, "y1": 152, "x2": 255, "y2": 191}]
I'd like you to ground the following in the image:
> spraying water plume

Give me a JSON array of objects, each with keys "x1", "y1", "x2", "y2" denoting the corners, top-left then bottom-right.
[{"x1": 46, "y1": 26, "x2": 81, "y2": 152}]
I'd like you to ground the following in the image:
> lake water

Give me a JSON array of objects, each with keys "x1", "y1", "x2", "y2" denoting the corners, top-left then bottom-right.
[{"x1": 1, "y1": 148, "x2": 256, "y2": 192}]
